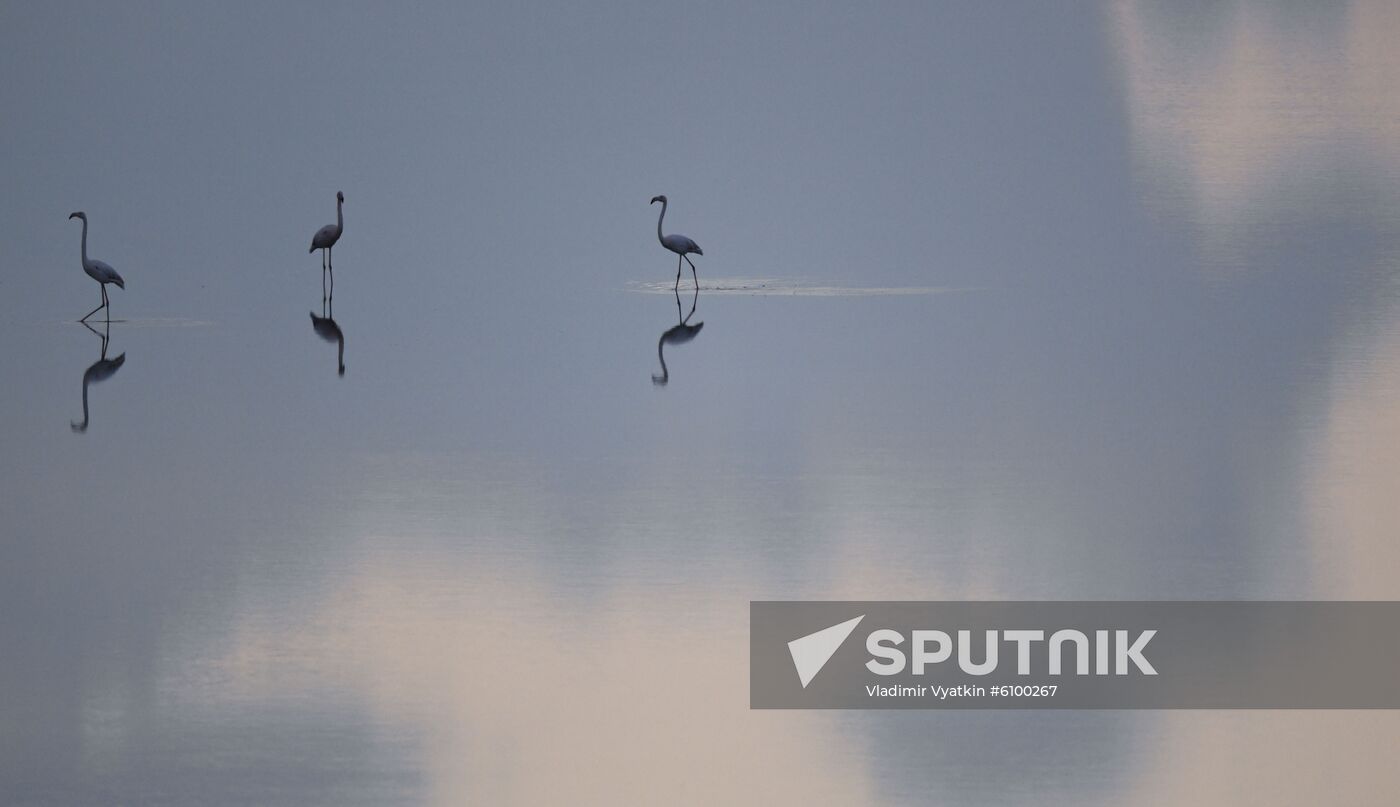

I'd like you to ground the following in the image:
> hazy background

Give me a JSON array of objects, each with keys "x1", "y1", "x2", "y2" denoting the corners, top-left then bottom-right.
[{"x1": 3, "y1": 1, "x2": 1400, "y2": 804}]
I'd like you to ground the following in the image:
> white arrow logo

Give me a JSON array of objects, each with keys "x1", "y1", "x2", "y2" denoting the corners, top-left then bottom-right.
[{"x1": 787, "y1": 615, "x2": 865, "y2": 688}]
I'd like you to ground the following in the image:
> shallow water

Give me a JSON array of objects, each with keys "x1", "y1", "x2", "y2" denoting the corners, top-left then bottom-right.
[{"x1": 4, "y1": 2, "x2": 1400, "y2": 805}]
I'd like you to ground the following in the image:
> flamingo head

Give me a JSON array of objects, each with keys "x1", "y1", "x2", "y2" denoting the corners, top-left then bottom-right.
[
  {"x1": 337, "y1": 191, "x2": 345, "y2": 203},
  {"x1": 651, "y1": 195, "x2": 666, "y2": 205},
  {"x1": 68, "y1": 211, "x2": 85, "y2": 221}
]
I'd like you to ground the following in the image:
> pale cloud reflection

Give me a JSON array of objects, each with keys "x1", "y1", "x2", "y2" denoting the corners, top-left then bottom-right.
[
  {"x1": 1113, "y1": 314, "x2": 1400, "y2": 806},
  {"x1": 1112, "y1": 0, "x2": 1400, "y2": 265},
  {"x1": 1103, "y1": 6, "x2": 1400, "y2": 801},
  {"x1": 1125, "y1": 712, "x2": 1400, "y2": 806},
  {"x1": 1307, "y1": 308, "x2": 1400, "y2": 600},
  {"x1": 190, "y1": 552, "x2": 875, "y2": 806}
]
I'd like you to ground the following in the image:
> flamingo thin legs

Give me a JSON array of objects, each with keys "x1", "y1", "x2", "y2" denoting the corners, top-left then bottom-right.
[
  {"x1": 672, "y1": 253, "x2": 700, "y2": 291},
  {"x1": 319, "y1": 248, "x2": 335, "y2": 303},
  {"x1": 80, "y1": 285, "x2": 108, "y2": 323}
]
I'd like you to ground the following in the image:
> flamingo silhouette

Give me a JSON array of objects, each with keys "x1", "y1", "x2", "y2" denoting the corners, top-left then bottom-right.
[
  {"x1": 68, "y1": 212, "x2": 125, "y2": 322},
  {"x1": 309, "y1": 191, "x2": 344, "y2": 301},
  {"x1": 651, "y1": 195, "x2": 703, "y2": 291}
]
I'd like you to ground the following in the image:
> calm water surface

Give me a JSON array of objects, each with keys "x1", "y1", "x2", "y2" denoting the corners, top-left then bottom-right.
[{"x1": 3, "y1": 2, "x2": 1400, "y2": 804}]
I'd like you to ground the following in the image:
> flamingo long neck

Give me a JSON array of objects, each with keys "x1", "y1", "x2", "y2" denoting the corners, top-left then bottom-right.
[
  {"x1": 79, "y1": 217, "x2": 89, "y2": 265},
  {"x1": 656, "y1": 199, "x2": 667, "y2": 244},
  {"x1": 336, "y1": 197, "x2": 343, "y2": 232}
]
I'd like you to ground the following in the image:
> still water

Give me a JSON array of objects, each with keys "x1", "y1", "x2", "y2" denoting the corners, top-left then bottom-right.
[{"x1": 3, "y1": 1, "x2": 1400, "y2": 804}]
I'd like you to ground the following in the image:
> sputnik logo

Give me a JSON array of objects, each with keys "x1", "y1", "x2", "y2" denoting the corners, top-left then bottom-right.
[{"x1": 787, "y1": 615, "x2": 865, "y2": 688}]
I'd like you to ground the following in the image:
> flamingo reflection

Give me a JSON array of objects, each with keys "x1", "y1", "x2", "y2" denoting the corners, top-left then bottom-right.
[
  {"x1": 71, "y1": 321, "x2": 126, "y2": 433},
  {"x1": 652, "y1": 285, "x2": 704, "y2": 386},
  {"x1": 309, "y1": 299, "x2": 345, "y2": 376}
]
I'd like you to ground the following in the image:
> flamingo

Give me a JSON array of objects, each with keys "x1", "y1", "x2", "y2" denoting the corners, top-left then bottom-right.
[
  {"x1": 651, "y1": 195, "x2": 702, "y2": 291},
  {"x1": 68, "y1": 212, "x2": 125, "y2": 322},
  {"x1": 309, "y1": 191, "x2": 344, "y2": 300}
]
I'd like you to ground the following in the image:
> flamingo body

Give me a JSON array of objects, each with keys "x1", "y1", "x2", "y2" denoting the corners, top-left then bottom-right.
[
  {"x1": 660, "y1": 233, "x2": 702, "y2": 257},
  {"x1": 86, "y1": 258, "x2": 124, "y2": 288},
  {"x1": 309, "y1": 223, "x2": 341, "y2": 252}
]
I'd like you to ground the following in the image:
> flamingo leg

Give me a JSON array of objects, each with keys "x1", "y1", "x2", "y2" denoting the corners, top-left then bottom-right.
[
  {"x1": 675, "y1": 254, "x2": 682, "y2": 291},
  {"x1": 328, "y1": 247, "x2": 334, "y2": 301},
  {"x1": 102, "y1": 285, "x2": 109, "y2": 322},
  {"x1": 80, "y1": 285, "x2": 107, "y2": 322},
  {"x1": 79, "y1": 298, "x2": 103, "y2": 323},
  {"x1": 321, "y1": 250, "x2": 327, "y2": 302},
  {"x1": 685, "y1": 255, "x2": 698, "y2": 290}
]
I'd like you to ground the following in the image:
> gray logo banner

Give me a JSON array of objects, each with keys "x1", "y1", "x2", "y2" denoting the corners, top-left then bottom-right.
[{"x1": 750, "y1": 601, "x2": 1400, "y2": 709}]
